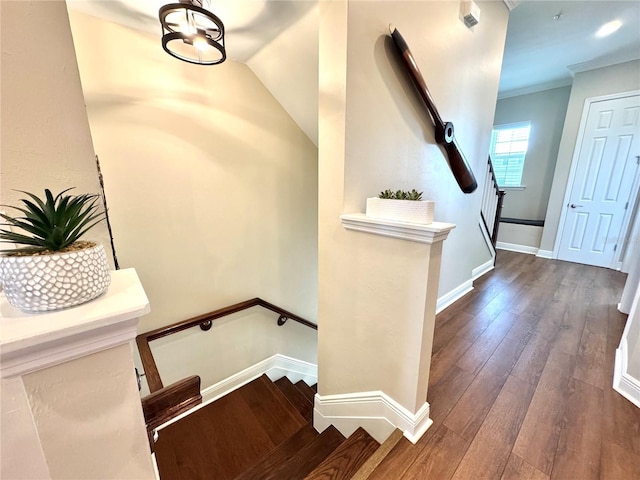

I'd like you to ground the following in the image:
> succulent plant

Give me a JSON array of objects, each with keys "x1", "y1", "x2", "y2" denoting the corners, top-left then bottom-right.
[
  {"x1": 406, "y1": 189, "x2": 423, "y2": 201},
  {"x1": 378, "y1": 189, "x2": 423, "y2": 201},
  {"x1": 379, "y1": 189, "x2": 395, "y2": 199},
  {"x1": 0, "y1": 188, "x2": 105, "y2": 254}
]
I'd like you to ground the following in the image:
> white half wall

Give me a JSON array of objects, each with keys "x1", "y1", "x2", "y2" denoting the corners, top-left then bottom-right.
[
  {"x1": 614, "y1": 279, "x2": 640, "y2": 408},
  {"x1": 497, "y1": 223, "x2": 543, "y2": 250},
  {"x1": 317, "y1": 0, "x2": 508, "y2": 440}
]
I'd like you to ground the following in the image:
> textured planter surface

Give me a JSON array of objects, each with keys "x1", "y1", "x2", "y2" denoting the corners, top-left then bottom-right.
[
  {"x1": 366, "y1": 198, "x2": 435, "y2": 224},
  {"x1": 0, "y1": 243, "x2": 111, "y2": 313}
]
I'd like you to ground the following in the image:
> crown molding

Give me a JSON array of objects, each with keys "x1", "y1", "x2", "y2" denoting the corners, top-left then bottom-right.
[
  {"x1": 498, "y1": 78, "x2": 573, "y2": 100},
  {"x1": 568, "y1": 53, "x2": 640, "y2": 75},
  {"x1": 502, "y1": 0, "x2": 521, "y2": 11}
]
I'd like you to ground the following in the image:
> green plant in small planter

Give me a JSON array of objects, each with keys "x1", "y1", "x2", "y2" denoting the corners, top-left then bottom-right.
[
  {"x1": 0, "y1": 188, "x2": 111, "y2": 312},
  {"x1": 367, "y1": 188, "x2": 433, "y2": 224},
  {"x1": 378, "y1": 189, "x2": 423, "y2": 201},
  {"x1": 1, "y1": 188, "x2": 105, "y2": 254}
]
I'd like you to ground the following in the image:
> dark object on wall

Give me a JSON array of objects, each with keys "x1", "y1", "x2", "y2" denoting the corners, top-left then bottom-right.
[
  {"x1": 95, "y1": 155, "x2": 119, "y2": 270},
  {"x1": 159, "y1": 0, "x2": 226, "y2": 65},
  {"x1": 389, "y1": 25, "x2": 478, "y2": 194}
]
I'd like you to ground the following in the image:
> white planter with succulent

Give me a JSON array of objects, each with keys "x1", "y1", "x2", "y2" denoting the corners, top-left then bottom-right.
[
  {"x1": 366, "y1": 189, "x2": 434, "y2": 225},
  {"x1": 0, "y1": 188, "x2": 111, "y2": 313}
]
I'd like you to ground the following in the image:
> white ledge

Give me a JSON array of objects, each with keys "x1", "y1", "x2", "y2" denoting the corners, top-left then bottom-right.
[
  {"x1": 0, "y1": 268, "x2": 150, "y2": 378},
  {"x1": 340, "y1": 213, "x2": 455, "y2": 244}
]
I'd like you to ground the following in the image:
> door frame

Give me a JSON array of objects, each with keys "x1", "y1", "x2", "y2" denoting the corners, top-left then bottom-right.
[{"x1": 553, "y1": 89, "x2": 640, "y2": 269}]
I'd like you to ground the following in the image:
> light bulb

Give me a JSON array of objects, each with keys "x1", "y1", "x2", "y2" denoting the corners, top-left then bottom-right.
[
  {"x1": 193, "y1": 37, "x2": 208, "y2": 51},
  {"x1": 180, "y1": 21, "x2": 197, "y2": 35},
  {"x1": 596, "y1": 20, "x2": 622, "y2": 38}
]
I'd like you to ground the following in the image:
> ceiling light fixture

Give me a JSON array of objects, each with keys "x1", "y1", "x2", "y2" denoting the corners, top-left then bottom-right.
[
  {"x1": 159, "y1": 0, "x2": 226, "y2": 65},
  {"x1": 596, "y1": 20, "x2": 622, "y2": 38}
]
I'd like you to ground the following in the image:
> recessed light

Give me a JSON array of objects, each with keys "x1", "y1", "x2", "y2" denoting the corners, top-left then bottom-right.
[{"x1": 596, "y1": 20, "x2": 622, "y2": 38}]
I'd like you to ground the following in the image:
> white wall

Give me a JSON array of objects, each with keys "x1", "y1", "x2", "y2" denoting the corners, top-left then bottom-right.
[
  {"x1": 494, "y1": 86, "x2": 571, "y2": 221},
  {"x1": 318, "y1": 0, "x2": 508, "y2": 408},
  {"x1": 22, "y1": 344, "x2": 154, "y2": 479},
  {"x1": 0, "y1": 0, "x2": 113, "y2": 267},
  {"x1": 497, "y1": 223, "x2": 543, "y2": 250},
  {"x1": 540, "y1": 60, "x2": 640, "y2": 253},
  {"x1": 67, "y1": 10, "x2": 318, "y2": 336},
  {"x1": 149, "y1": 310, "x2": 317, "y2": 394},
  {"x1": 247, "y1": 3, "x2": 319, "y2": 146},
  {"x1": 342, "y1": 1, "x2": 506, "y2": 299},
  {"x1": 1, "y1": 377, "x2": 51, "y2": 479}
]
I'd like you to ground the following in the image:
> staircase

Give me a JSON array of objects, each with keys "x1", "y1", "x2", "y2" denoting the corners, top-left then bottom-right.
[{"x1": 153, "y1": 374, "x2": 399, "y2": 480}]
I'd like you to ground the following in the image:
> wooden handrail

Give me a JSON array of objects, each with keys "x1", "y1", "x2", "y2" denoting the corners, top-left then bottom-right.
[{"x1": 136, "y1": 298, "x2": 317, "y2": 393}]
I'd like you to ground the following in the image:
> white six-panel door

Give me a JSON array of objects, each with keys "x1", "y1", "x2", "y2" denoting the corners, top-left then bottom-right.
[{"x1": 557, "y1": 93, "x2": 640, "y2": 268}]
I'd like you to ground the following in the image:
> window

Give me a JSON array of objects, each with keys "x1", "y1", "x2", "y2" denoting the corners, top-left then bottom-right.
[{"x1": 489, "y1": 122, "x2": 531, "y2": 187}]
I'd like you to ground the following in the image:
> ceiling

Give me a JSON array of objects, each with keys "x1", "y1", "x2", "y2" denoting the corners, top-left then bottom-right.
[
  {"x1": 500, "y1": 1, "x2": 640, "y2": 97},
  {"x1": 67, "y1": 0, "x2": 640, "y2": 100},
  {"x1": 67, "y1": 0, "x2": 316, "y2": 63}
]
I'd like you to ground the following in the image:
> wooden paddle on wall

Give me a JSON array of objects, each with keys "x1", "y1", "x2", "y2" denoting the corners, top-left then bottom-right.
[{"x1": 389, "y1": 25, "x2": 478, "y2": 194}]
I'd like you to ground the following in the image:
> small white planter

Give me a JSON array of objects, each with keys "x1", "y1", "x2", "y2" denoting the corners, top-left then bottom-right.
[
  {"x1": 0, "y1": 243, "x2": 111, "y2": 313},
  {"x1": 366, "y1": 198, "x2": 435, "y2": 224}
]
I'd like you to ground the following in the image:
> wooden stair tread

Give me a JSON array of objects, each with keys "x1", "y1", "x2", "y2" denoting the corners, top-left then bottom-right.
[
  {"x1": 154, "y1": 389, "x2": 272, "y2": 480},
  {"x1": 295, "y1": 379, "x2": 317, "y2": 404},
  {"x1": 255, "y1": 425, "x2": 346, "y2": 480},
  {"x1": 274, "y1": 376, "x2": 314, "y2": 422},
  {"x1": 365, "y1": 436, "x2": 414, "y2": 480},
  {"x1": 239, "y1": 375, "x2": 308, "y2": 445},
  {"x1": 233, "y1": 423, "x2": 319, "y2": 480},
  {"x1": 304, "y1": 427, "x2": 380, "y2": 480},
  {"x1": 154, "y1": 375, "x2": 306, "y2": 480},
  {"x1": 351, "y1": 429, "x2": 404, "y2": 480}
]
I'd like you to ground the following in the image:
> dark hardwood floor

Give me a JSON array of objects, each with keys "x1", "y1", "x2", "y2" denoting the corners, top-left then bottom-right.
[
  {"x1": 153, "y1": 251, "x2": 638, "y2": 479},
  {"x1": 369, "y1": 250, "x2": 640, "y2": 480}
]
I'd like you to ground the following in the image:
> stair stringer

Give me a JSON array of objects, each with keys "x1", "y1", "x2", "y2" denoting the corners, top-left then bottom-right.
[{"x1": 313, "y1": 391, "x2": 432, "y2": 445}]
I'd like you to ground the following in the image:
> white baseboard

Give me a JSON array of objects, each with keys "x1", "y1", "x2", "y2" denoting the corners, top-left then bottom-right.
[
  {"x1": 201, "y1": 354, "x2": 318, "y2": 404},
  {"x1": 472, "y1": 259, "x2": 495, "y2": 281},
  {"x1": 536, "y1": 249, "x2": 553, "y2": 259},
  {"x1": 155, "y1": 354, "x2": 317, "y2": 432},
  {"x1": 313, "y1": 391, "x2": 433, "y2": 444},
  {"x1": 496, "y1": 241, "x2": 539, "y2": 255},
  {"x1": 613, "y1": 339, "x2": 640, "y2": 408},
  {"x1": 437, "y1": 280, "x2": 473, "y2": 313}
]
